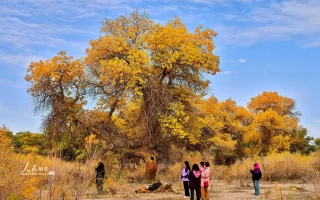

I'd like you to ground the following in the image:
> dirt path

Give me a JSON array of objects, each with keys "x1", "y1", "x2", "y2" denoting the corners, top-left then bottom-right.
[{"x1": 80, "y1": 180, "x2": 313, "y2": 200}]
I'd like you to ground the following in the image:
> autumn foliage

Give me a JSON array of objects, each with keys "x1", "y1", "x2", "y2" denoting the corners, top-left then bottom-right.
[
  {"x1": 25, "y1": 11, "x2": 220, "y2": 163},
  {"x1": 23, "y1": 11, "x2": 317, "y2": 165},
  {"x1": 0, "y1": 9, "x2": 319, "y2": 200}
]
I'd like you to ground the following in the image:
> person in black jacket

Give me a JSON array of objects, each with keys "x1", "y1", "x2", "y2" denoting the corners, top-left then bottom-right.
[
  {"x1": 147, "y1": 181, "x2": 163, "y2": 191},
  {"x1": 188, "y1": 164, "x2": 201, "y2": 200},
  {"x1": 250, "y1": 163, "x2": 262, "y2": 196},
  {"x1": 95, "y1": 161, "x2": 105, "y2": 192}
]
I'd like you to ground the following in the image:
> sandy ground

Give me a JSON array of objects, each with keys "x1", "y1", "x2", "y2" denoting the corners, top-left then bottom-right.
[{"x1": 80, "y1": 180, "x2": 314, "y2": 200}]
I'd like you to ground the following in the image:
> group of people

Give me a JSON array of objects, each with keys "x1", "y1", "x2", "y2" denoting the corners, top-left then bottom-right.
[
  {"x1": 181, "y1": 161, "x2": 211, "y2": 200},
  {"x1": 181, "y1": 161, "x2": 262, "y2": 199},
  {"x1": 95, "y1": 159, "x2": 262, "y2": 197}
]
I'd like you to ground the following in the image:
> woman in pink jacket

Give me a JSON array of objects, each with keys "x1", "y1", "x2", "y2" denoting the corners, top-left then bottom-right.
[{"x1": 201, "y1": 162, "x2": 210, "y2": 200}]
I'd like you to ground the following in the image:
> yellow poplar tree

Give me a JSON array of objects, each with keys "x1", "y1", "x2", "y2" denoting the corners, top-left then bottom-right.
[
  {"x1": 246, "y1": 92, "x2": 299, "y2": 155},
  {"x1": 25, "y1": 10, "x2": 220, "y2": 179}
]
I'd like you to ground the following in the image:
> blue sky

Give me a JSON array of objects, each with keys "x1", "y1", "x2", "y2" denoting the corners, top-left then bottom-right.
[{"x1": 1, "y1": 0, "x2": 320, "y2": 137}]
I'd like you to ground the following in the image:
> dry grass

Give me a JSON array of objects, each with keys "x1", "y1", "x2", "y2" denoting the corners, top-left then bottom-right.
[
  {"x1": 3, "y1": 148, "x2": 320, "y2": 199},
  {"x1": 211, "y1": 152, "x2": 318, "y2": 184},
  {"x1": 263, "y1": 181, "x2": 299, "y2": 200},
  {"x1": 0, "y1": 145, "x2": 39, "y2": 199},
  {"x1": 0, "y1": 146, "x2": 98, "y2": 199},
  {"x1": 302, "y1": 169, "x2": 320, "y2": 199},
  {"x1": 104, "y1": 178, "x2": 118, "y2": 195}
]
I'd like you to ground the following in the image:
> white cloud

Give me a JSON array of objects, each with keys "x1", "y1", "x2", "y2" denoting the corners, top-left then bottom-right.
[
  {"x1": 0, "y1": 17, "x2": 90, "y2": 49},
  {"x1": 0, "y1": 79, "x2": 27, "y2": 89},
  {"x1": 146, "y1": 5, "x2": 179, "y2": 16},
  {"x1": 0, "y1": 53, "x2": 46, "y2": 68},
  {"x1": 0, "y1": 0, "x2": 138, "y2": 53},
  {"x1": 190, "y1": 0, "x2": 254, "y2": 4},
  {"x1": 232, "y1": 58, "x2": 247, "y2": 63},
  {"x1": 303, "y1": 37, "x2": 320, "y2": 48},
  {"x1": 214, "y1": 0, "x2": 320, "y2": 47},
  {"x1": 2, "y1": 0, "x2": 320, "y2": 62},
  {"x1": 1, "y1": 0, "x2": 137, "y2": 17},
  {"x1": 0, "y1": 0, "x2": 140, "y2": 77},
  {"x1": 219, "y1": 70, "x2": 239, "y2": 75}
]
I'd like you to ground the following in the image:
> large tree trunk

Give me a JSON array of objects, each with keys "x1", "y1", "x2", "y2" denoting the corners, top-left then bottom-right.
[
  {"x1": 73, "y1": 112, "x2": 159, "y2": 181},
  {"x1": 122, "y1": 148, "x2": 157, "y2": 182},
  {"x1": 144, "y1": 156, "x2": 157, "y2": 183}
]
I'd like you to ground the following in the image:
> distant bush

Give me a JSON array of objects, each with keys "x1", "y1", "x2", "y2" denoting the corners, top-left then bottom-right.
[{"x1": 210, "y1": 152, "x2": 320, "y2": 184}]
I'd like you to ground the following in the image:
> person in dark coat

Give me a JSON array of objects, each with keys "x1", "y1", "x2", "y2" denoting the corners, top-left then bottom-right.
[
  {"x1": 250, "y1": 163, "x2": 262, "y2": 196},
  {"x1": 95, "y1": 161, "x2": 105, "y2": 192},
  {"x1": 188, "y1": 164, "x2": 201, "y2": 200},
  {"x1": 147, "y1": 181, "x2": 163, "y2": 191}
]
